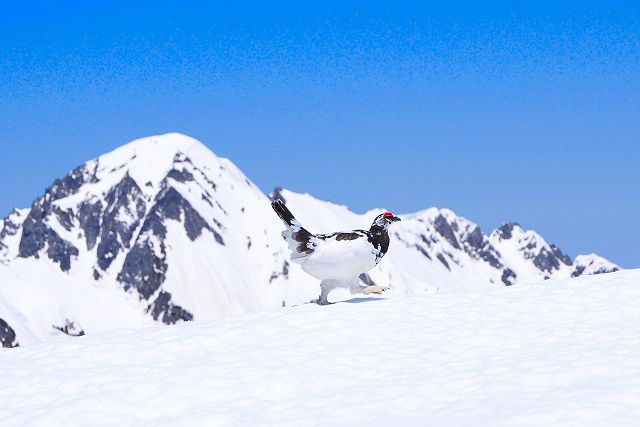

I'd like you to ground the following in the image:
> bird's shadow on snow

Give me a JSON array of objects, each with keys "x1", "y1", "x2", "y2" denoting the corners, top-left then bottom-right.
[{"x1": 341, "y1": 297, "x2": 386, "y2": 304}]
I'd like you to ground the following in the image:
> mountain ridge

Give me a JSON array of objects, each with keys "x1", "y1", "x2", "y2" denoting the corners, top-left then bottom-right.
[{"x1": 0, "y1": 133, "x2": 620, "y2": 347}]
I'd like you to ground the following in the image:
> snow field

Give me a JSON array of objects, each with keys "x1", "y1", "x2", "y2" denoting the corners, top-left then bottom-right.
[{"x1": 0, "y1": 270, "x2": 639, "y2": 426}]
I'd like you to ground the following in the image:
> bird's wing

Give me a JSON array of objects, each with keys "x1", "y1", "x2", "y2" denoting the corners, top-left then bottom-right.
[{"x1": 282, "y1": 227, "x2": 317, "y2": 259}]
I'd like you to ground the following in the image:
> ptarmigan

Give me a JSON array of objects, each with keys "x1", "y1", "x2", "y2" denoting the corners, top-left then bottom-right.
[{"x1": 271, "y1": 199, "x2": 401, "y2": 304}]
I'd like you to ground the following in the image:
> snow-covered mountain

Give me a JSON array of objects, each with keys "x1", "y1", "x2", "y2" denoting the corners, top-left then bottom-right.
[{"x1": 0, "y1": 133, "x2": 620, "y2": 347}]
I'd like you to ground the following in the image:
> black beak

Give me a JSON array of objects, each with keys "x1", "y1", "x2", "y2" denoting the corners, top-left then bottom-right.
[{"x1": 391, "y1": 216, "x2": 401, "y2": 222}]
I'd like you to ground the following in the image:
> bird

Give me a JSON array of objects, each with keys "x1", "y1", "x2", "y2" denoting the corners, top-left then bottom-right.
[{"x1": 271, "y1": 199, "x2": 401, "y2": 304}]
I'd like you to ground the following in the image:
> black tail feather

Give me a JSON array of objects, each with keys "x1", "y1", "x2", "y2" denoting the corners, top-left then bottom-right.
[
  {"x1": 271, "y1": 199, "x2": 296, "y2": 226},
  {"x1": 271, "y1": 199, "x2": 316, "y2": 256}
]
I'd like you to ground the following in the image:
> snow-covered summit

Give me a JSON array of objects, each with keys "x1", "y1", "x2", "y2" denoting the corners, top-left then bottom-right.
[
  {"x1": 53, "y1": 133, "x2": 228, "y2": 205},
  {"x1": 0, "y1": 133, "x2": 621, "y2": 348},
  {"x1": 573, "y1": 253, "x2": 620, "y2": 277}
]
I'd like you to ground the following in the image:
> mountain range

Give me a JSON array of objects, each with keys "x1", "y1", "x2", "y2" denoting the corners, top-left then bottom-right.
[{"x1": 0, "y1": 133, "x2": 619, "y2": 347}]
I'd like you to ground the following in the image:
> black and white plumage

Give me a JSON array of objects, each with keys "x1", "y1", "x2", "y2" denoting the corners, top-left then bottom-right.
[{"x1": 271, "y1": 199, "x2": 401, "y2": 304}]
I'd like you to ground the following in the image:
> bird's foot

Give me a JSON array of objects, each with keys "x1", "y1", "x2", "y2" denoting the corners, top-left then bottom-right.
[
  {"x1": 362, "y1": 285, "x2": 389, "y2": 295},
  {"x1": 315, "y1": 295, "x2": 333, "y2": 305}
]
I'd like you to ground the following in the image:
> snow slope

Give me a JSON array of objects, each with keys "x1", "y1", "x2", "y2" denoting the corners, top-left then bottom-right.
[{"x1": 0, "y1": 270, "x2": 638, "y2": 426}]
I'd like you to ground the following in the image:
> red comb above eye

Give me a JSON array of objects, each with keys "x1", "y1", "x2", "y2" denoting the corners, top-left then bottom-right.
[{"x1": 384, "y1": 212, "x2": 393, "y2": 217}]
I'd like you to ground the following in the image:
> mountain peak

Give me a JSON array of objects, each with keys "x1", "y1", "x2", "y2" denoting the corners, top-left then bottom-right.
[
  {"x1": 98, "y1": 133, "x2": 212, "y2": 171},
  {"x1": 572, "y1": 254, "x2": 620, "y2": 277},
  {"x1": 492, "y1": 222, "x2": 522, "y2": 240},
  {"x1": 76, "y1": 133, "x2": 221, "y2": 198},
  {"x1": 121, "y1": 132, "x2": 205, "y2": 153}
]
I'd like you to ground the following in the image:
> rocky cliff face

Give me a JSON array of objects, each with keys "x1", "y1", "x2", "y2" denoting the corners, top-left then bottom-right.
[
  {"x1": 0, "y1": 133, "x2": 621, "y2": 347},
  {"x1": 0, "y1": 318, "x2": 18, "y2": 348}
]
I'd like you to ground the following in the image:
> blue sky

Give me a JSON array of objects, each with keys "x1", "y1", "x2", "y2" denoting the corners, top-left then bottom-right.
[{"x1": 1, "y1": 1, "x2": 639, "y2": 267}]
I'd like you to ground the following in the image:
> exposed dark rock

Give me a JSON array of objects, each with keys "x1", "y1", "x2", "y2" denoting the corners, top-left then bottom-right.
[
  {"x1": 153, "y1": 187, "x2": 213, "y2": 241},
  {"x1": 96, "y1": 174, "x2": 146, "y2": 271},
  {"x1": 118, "y1": 186, "x2": 222, "y2": 304},
  {"x1": 570, "y1": 265, "x2": 585, "y2": 278},
  {"x1": 53, "y1": 319, "x2": 85, "y2": 337},
  {"x1": 53, "y1": 206, "x2": 74, "y2": 231},
  {"x1": 19, "y1": 202, "x2": 49, "y2": 259},
  {"x1": 461, "y1": 226, "x2": 503, "y2": 269},
  {"x1": 215, "y1": 201, "x2": 228, "y2": 215},
  {"x1": 78, "y1": 200, "x2": 103, "y2": 250},
  {"x1": 0, "y1": 210, "x2": 23, "y2": 250},
  {"x1": 212, "y1": 218, "x2": 224, "y2": 231},
  {"x1": 199, "y1": 174, "x2": 217, "y2": 191},
  {"x1": 211, "y1": 229, "x2": 224, "y2": 245},
  {"x1": 184, "y1": 206, "x2": 210, "y2": 241},
  {"x1": 501, "y1": 268, "x2": 517, "y2": 286},
  {"x1": 146, "y1": 291, "x2": 193, "y2": 324},
  {"x1": 47, "y1": 230, "x2": 79, "y2": 272},
  {"x1": 16, "y1": 163, "x2": 95, "y2": 271},
  {"x1": 173, "y1": 152, "x2": 189, "y2": 163},
  {"x1": 443, "y1": 250, "x2": 462, "y2": 267},
  {"x1": 419, "y1": 234, "x2": 432, "y2": 248},
  {"x1": 414, "y1": 244, "x2": 431, "y2": 259},
  {"x1": 19, "y1": 200, "x2": 78, "y2": 272},
  {"x1": 477, "y1": 248, "x2": 502, "y2": 268},
  {"x1": 166, "y1": 168, "x2": 194, "y2": 183},
  {"x1": 550, "y1": 244, "x2": 572, "y2": 266},
  {"x1": 495, "y1": 222, "x2": 520, "y2": 240},
  {"x1": 96, "y1": 235, "x2": 121, "y2": 271},
  {"x1": 269, "y1": 261, "x2": 290, "y2": 283},
  {"x1": 118, "y1": 237, "x2": 167, "y2": 300},
  {"x1": 571, "y1": 262, "x2": 619, "y2": 278},
  {"x1": 533, "y1": 247, "x2": 568, "y2": 273},
  {"x1": 0, "y1": 318, "x2": 19, "y2": 348},
  {"x1": 48, "y1": 163, "x2": 98, "y2": 201},
  {"x1": 434, "y1": 215, "x2": 460, "y2": 249},
  {"x1": 201, "y1": 193, "x2": 214, "y2": 207},
  {"x1": 436, "y1": 253, "x2": 450, "y2": 270},
  {"x1": 465, "y1": 227, "x2": 484, "y2": 249}
]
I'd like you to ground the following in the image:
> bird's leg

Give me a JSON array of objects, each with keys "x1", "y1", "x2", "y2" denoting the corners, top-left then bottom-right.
[
  {"x1": 317, "y1": 293, "x2": 332, "y2": 305},
  {"x1": 318, "y1": 280, "x2": 335, "y2": 305}
]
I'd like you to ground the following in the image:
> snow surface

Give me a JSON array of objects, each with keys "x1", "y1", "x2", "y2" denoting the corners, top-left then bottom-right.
[{"x1": 1, "y1": 270, "x2": 639, "y2": 426}]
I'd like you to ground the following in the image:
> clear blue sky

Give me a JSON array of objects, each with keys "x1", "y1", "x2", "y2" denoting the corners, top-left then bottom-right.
[{"x1": 1, "y1": 1, "x2": 639, "y2": 267}]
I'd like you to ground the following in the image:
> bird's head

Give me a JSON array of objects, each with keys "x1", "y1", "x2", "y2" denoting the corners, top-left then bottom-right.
[{"x1": 371, "y1": 211, "x2": 401, "y2": 230}]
